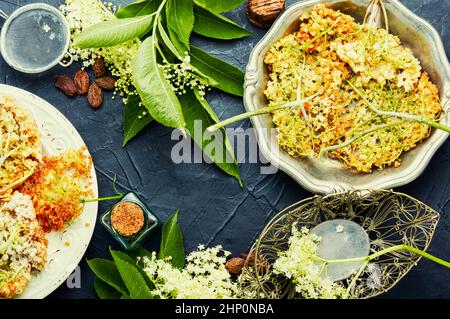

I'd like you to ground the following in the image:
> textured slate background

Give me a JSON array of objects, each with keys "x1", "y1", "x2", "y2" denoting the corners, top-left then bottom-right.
[{"x1": 0, "y1": 0, "x2": 449, "y2": 299}]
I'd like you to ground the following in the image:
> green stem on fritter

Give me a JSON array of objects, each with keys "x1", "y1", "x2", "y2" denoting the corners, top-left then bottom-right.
[
  {"x1": 207, "y1": 93, "x2": 319, "y2": 132},
  {"x1": 347, "y1": 80, "x2": 450, "y2": 134},
  {"x1": 298, "y1": 17, "x2": 342, "y2": 51},
  {"x1": 81, "y1": 195, "x2": 124, "y2": 203},
  {"x1": 318, "y1": 120, "x2": 406, "y2": 158}
]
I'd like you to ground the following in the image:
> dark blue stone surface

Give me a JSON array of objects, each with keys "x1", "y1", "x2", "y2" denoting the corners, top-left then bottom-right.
[{"x1": 0, "y1": 0, "x2": 449, "y2": 299}]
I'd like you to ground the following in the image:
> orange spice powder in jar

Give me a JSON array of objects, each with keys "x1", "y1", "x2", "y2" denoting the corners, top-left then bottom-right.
[{"x1": 110, "y1": 202, "x2": 145, "y2": 237}]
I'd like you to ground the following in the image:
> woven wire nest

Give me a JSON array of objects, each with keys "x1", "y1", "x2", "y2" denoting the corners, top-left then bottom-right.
[{"x1": 239, "y1": 190, "x2": 440, "y2": 299}]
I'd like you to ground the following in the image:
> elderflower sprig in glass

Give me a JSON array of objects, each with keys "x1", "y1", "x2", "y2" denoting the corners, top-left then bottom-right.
[{"x1": 275, "y1": 224, "x2": 450, "y2": 299}]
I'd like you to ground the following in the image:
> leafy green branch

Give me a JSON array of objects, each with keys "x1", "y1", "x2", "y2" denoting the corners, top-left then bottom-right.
[{"x1": 74, "y1": 0, "x2": 251, "y2": 185}]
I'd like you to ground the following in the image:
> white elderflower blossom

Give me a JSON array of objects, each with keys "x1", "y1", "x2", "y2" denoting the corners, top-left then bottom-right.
[
  {"x1": 60, "y1": 0, "x2": 140, "y2": 97},
  {"x1": 160, "y1": 55, "x2": 211, "y2": 97},
  {"x1": 142, "y1": 246, "x2": 240, "y2": 299},
  {"x1": 273, "y1": 225, "x2": 348, "y2": 299}
]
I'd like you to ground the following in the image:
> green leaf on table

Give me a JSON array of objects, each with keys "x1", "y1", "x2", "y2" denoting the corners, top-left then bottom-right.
[
  {"x1": 111, "y1": 249, "x2": 155, "y2": 289},
  {"x1": 87, "y1": 258, "x2": 129, "y2": 296},
  {"x1": 193, "y1": 5, "x2": 252, "y2": 40},
  {"x1": 111, "y1": 249, "x2": 154, "y2": 299},
  {"x1": 116, "y1": 0, "x2": 161, "y2": 18},
  {"x1": 94, "y1": 277, "x2": 123, "y2": 299},
  {"x1": 165, "y1": 0, "x2": 194, "y2": 49},
  {"x1": 74, "y1": 15, "x2": 154, "y2": 48},
  {"x1": 159, "y1": 210, "x2": 185, "y2": 269},
  {"x1": 180, "y1": 90, "x2": 242, "y2": 185},
  {"x1": 194, "y1": 0, "x2": 244, "y2": 13},
  {"x1": 123, "y1": 95, "x2": 153, "y2": 146},
  {"x1": 157, "y1": 20, "x2": 183, "y2": 59},
  {"x1": 189, "y1": 46, "x2": 244, "y2": 97},
  {"x1": 133, "y1": 36, "x2": 186, "y2": 130}
]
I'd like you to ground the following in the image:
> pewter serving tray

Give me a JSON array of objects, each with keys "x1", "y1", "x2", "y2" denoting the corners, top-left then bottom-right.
[{"x1": 244, "y1": 0, "x2": 450, "y2": 194}]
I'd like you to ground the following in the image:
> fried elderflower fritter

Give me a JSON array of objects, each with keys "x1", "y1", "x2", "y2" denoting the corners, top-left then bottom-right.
[
  {"x1": 0, "y1": 96, "x2": 42, "y2": 194},
  {"x1": 265, "y1": 4, "x2": 442, "y2": 172},
  {"x1": 18, "y1": 148, "x2": 93, "y2": 232},
  {"x1": 0, "y1": 192, "x2": 47, "y2": 298}
]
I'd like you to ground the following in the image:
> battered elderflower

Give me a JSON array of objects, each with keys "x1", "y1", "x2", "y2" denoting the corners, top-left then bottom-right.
[
  {"x1": 273, "y1": 225, "x2": 347, "y2": 299},
  {"x1": 60, "y1": 0, "x2": 139, "y2": 97},
  {"x1": 142, "y1": 245, "x2": 241, "y2": 299}
]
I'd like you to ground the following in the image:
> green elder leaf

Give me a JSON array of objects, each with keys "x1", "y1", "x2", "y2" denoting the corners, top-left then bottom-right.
[
  {"x1": 87, "y1": 259, "x2": 129, "y2": 296},
  {"x1": 180, "y1": 90, "x2": 242, "y2": 185},
  {"x1": 94, "y1": 277, "x2": 123, "y2": 299},
  {"x1": 123, "y1": 95, "x2": 153, "y2": 146},
  {"x1": 112, "y1": 249, "x2": 155, "y2": 289},
  {"x1": 166, "y1": 0, "x2": 194, "y2": 49},
  {"x1": 159, "y1": 210, "x2": 185, "y2": 269},
  {"x1": 74, "y1": 15, "x2": 154, "y2": 48},
  {"x1": 116, "y1": 0, "x2": 161, "y2": 18},
  {"x1": 110, "y1": 249, "x2": 154, "y2": 299},
  {"x1": 189, "y1": 46, "x2": 244, "y2": 96},
  {"x1": 194, "y1": 0, "x2": 244, "y2": 13},
  {"x1": 193, "y1": 5, "x2": 252, "y2": 40},
  {"x1": 133, "y1": 36, "x2": 186, "y2": 130}
]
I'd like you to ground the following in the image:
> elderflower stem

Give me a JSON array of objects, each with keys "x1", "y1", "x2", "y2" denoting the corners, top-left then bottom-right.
[
  {"x1": 81, "y1": 194, "x2": 124, "y2": 203},
  {"x1": 347, "y1": 80, "x2": 450, "y2": 134},
  {"x1": 299, "y1": 17, "x2": 342, "y2": 51},
  {"x1": 345, "y1": 260, "x2": 369, "y2": 297},
  {"x1": 314, "y1": 244, "x2": 450, "y2": 268},
  {"x1": 318, "y1": 120, "x2": 406, "y2": 157},
  {"x1": 207, "y1": 93, "x2": 319, "y2": 132}
]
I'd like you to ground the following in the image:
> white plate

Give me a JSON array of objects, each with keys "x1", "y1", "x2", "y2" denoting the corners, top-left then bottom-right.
[{"x1": 0, "y1": 84, "x2": 99, "y2": 299}]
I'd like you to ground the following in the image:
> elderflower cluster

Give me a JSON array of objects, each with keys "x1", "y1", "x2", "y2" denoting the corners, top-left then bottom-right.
[
  {"x1": 161, "y1": 55, "x2": 210, "y2": 97},
  {"x1": 142, "y1": 245, "x2": 241, "y2": 299},
  {"x1": 60, "y1": 0, "x2": 140, "y2": 97},
  {"x1": 273, "y1": 225, "x2": 348, "y2": 299}
]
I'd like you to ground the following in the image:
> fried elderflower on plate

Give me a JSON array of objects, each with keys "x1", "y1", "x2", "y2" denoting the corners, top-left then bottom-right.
[
  {"x1": 0, "y1": 192, "x2": 47, "y2": 298},
  {"x1": 0, "y1": 96, "x2": 42, "y2": 194},
  {"x1": 18, "y1": 148, "x2": 93, "y2": 232}
]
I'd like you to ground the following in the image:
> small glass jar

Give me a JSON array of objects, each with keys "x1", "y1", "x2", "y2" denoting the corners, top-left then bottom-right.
[{"x1": 101, "y1": 192, "x2": 159, "y2": 250}]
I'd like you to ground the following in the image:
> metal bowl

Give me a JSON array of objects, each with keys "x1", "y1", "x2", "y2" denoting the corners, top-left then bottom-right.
[
  {"x1": 244, "y1": 0, "x2": 450, "y2": 194},
  {"x1": 239, "y1": 190, "x2": 440, "y2": 299}
]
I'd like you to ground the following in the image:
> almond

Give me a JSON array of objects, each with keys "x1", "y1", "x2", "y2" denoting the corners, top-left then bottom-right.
[
  {"x1": 87, "y1": 83, "x2": 104, "y2": 109},
  {"x1": 92, "y1": 57, "x2": 106, "y2": 78},
  {"x1": 96, "y1": 77, "x2": 116, "y2": 91},
  {"x1": 54, "y1": 75, "x2": 77, "y2": 97},
  {"x1": 74, "y1": 70, "x2": 90, "y2": 95}
]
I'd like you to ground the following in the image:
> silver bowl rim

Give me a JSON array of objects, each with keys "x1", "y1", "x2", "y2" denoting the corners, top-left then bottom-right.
[{"x1": 244, "y1": 0, "x2": 450, "y2": 195}]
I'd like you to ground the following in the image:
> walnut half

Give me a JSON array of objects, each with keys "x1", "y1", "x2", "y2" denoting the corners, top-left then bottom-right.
[{"x1": 247, "y1": 0, "x2": 286, "y2": 29}]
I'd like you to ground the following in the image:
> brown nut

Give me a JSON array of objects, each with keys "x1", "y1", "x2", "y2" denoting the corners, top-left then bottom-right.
[
  {"x1": 93, "y1": 57, "x2": 106, "y2": 78},
  {"x1": 225, "y1": 257, "x2": 246, "y2": 275},
  {"x1": 96, "y1": 77, "x2": 116, "y2": 91},
  {"x1": 87, "y1": 83, "x2": 104, "y2": 109},
  {"x1": 54, "y1": 75, "x2": 78, "y2": 97},
  {"x1": 74, "y1": 70, "x2": 90, "y2": 95},
  {"x1": 247, "y1": 0, "x2": 285, "y2": 29}
]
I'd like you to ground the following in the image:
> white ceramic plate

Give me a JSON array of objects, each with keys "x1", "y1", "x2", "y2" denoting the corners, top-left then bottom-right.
[{"x1": 0, "y1": 84, "x2": 99, "y2": 299}]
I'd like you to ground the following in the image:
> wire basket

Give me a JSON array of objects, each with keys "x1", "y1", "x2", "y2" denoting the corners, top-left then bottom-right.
[{"x1": 239, "y1": 190, "x2": 440, "y2": 299}]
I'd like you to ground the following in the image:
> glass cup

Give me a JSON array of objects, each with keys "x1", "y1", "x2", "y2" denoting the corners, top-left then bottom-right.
[{"x1": 101, "y1": 192, "x2": 159, "y2": 251}]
